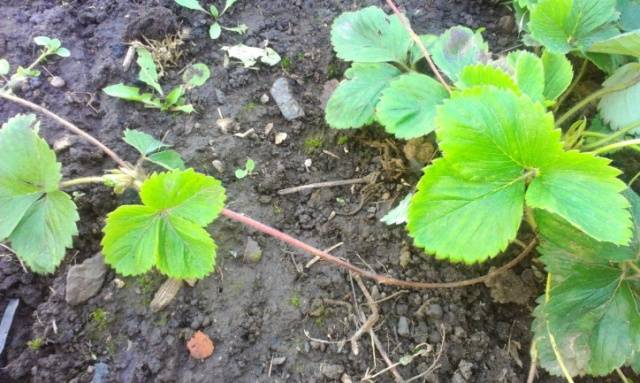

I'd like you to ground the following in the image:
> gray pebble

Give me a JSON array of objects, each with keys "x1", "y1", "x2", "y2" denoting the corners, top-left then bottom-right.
[{"x1": 397, "y1": 316, "x2": 410, "y2": 337}]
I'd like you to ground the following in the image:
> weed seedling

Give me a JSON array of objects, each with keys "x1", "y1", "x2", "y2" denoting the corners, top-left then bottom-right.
[
  {"x1": 26, "y1": 337, "x2": 44, "y2": 351},
  {"x1": 0, "y1": 36, "x2": 69, "y2": 90},
  {"x1": 103, "y1": 48, "x2": 210, "y2": 113},
  {"x1": 234, "y1": 158, "x2": 255, "y2": 179},
  {"x1": 174, "y1": 0, "x2": 247, "y2": 40}
]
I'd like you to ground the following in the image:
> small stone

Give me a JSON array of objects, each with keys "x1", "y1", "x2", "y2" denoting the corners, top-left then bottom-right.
[
  {"x1": 270, "y1": 77, "x2": 305, "y2": 120},
  {"x1": 187, "y1": 331, "x2": 215, "y2": 360},
  {"x1": 320, "y1": 364, "x2": 344, "y2": 379},
  {"x1": 397, "y1": 316, "x2": 410, "y2": 337},
  {"x1": 340, "y1": 373, "x2": 353, "y2": 383},
  {"x1": 49, "y1": 76, "x2": 65, "y2": 88},
  {"x1": 310, "y1": 340, "x2": 326, "y2": 352},
  {"x1": 275, "y1": 132, "x2": 287, "y2": 145},
  {"x1": 264, "y1": 122, "x2": 274, "y2": 135},
  {"x1": 498, "y1": 15, "x2": 515, "y2": 33},
  {"x1": 271, "y1": 356, "x2": 286, "y2": 365},
  {"x1": 458, "y1": 360, "x2": 474, "y2": 380},
  {"x1": 90, "y1": 362, "x2": 109, "y2": 383},
  {"x1": 244, "y1": 238, "x2": 262, "y2": 263},
  {"x1": 451, "y1": 371, "x2": 467, "y2": 383},
  {"x1": 216, "y1": 118, "x2": 234, "y2": 133},
  {"x1": 426, "y1": 303, "x2": 443, "y2": 319},
  {"x1": 211, "y1": 160, "x2": 224, "y2": 173},
  {"x1": 260, "y1": 93, "x2": 270, "y2": 104},
  {"x1": 113, "y1": 278, "x2": 125, "y2": 289},
  {"x1": 65, "y1": 253, "x2": 107, "y2": 305},
  {"x1": 53, "y1": 135, "x2": 75, "y2": 151}
]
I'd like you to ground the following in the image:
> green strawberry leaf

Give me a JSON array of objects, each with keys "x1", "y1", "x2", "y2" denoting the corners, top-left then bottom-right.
[
  {"x1": 330, "y1": 6, "x2": 411, "y2": 64},
  {"x1": 0, "y1": 114, "x2": 78, "y2": 273},
  {"x1": 430, "y1": 26, "x2": 490, "y2": 82},
  {"x1": 617, "y1": 0, "x2": 640, "y2": 31},
  {"x1": 588, "y1": 29, "x2": 640, "y2": 56},
  {"x1": 381, "y1": 193, "x2": 413, "y2": 225},
  {"x1": 409, "y1": 87, "x2": 631, "y2": 262},
  {"x1": 407, "y1": 158, "x2": 525, "y2": 263},
  {"x1": 136, "y1": 47, "x2": 163, "y2": 96},
  {"x1": 598, "y1": 62, "x2": 640, "y2": 130},
  {"x1": 148, "y1": 150, "x2": 185, "y2": 170},
  {"x1": 435, "y1": 87, "x2": 562, "y2": 181},
  {"x1": 376, "y1": 72, "x2": 448, "y2": 139},
  {"x1": 529, "y1": 0, "x2": 620, "y2": 53},
  {"x1": 508, "y1": 50, "x2": 546, "y2": 103},
  {"x1": 325, "y1": 63, "x2": 400, "y2": 129},
  {"x1": 533, "y1": 196, "x2": 640, "y2": 377},
  {"x1": 34, "y1": 36, "x2": 62, "y2": 52},
  {"x1": 456, "y1": 64, "x2": 520, "y2": 93},
  {"x1": 102, "y1": 169, "x2": 226, "y2": 279},
  {"x1": 526, "y1": 151, "x2": 631, "y2": 245},
  {"x1": 541, "y1": 50, "x2": 573, "y2": 101},
  {"x1": 408, "y1": 34, "x2": 437, "y2": 66},
  {"x1": 123, "y1": 129, "x2": 171, "y2": 156}
]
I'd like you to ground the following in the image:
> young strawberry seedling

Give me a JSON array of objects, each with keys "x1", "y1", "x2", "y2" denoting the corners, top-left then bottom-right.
[
  {"x1": 327, "y1": 2, "x2": 640, "y2": 380},
  {"x1": 234, "y1": 158, "x2": 255, "y2": 179},
  {"x1": 174, "y1": 0, "x2": 247, "y2": 39},
  {"x1": 103, "y1": 48, "x2": 210, "y2": 113}
]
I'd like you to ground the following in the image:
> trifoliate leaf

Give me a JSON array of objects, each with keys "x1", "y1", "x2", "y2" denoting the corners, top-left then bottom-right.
[
  {"x1": 408, "y1": 34, "x2": 437, "y2": 66},
  {"x1": 407, "y1": 159, "x2": 525, "y2": 263},
  {"x1": 330, "y1": 6, "x2": 411, "y2": 64},
  {"x1": 182, "y1": 63, "x2": 210, "y2": 89},
  {"x1": 588, "y1": 29, "x2": 640, "y2": 56},
  {"x1": 541, "y1": 51, "x2": 573, "y2": 101},
  {"x1": 0, "y1": 114, "x2": 78, "y2": 273},
  {"x1": 148, "y1": 150, "x2": 185, "y2": 170},
  {"x1": 527, "y1": 151, "x2": 630, "y2": 245},
  {"x1": 456, "y1": 64, "x2": 520, "y2": 93},
  {"x1": 617, "y1": 0, "x2": 640, "y2": 31},
  {"x1": 102, "y1": 169, "x2": 226, "y2": 278},
  {"x1": 123, "y1": 129, "x2": 170, "y2": 156},
  {"x1": 209, "y1": 22, "x2": 222, "y2": 39},
  {"x1": 598, "y1": 62, "x2": 640, "y2": 130},
  {"x1": 0, "y1": 59, "x2": 9, "y2": 75},
  {"x1": 435, "y1": 87, "x2": 562, "y2": 180},
  {"x1": 411, "y1": 86, "x2": 631, "y2": 262},
  {"x1": 508, "y1": 50, "x2": 546, "y2": 102},
  {"x1": 376, "y1": 73, "x2": 448, "y2": 139},
  {"x1": 529, "y1": 0, "x2": 620, "y2": 53},
  {"x1": 430, "y1": 26, "x2": 490, "y2": 82},
  {"x1": 174, "y1": 0, "x2": 206, "y2": 12},
  {"x1": 136, "y1": 47, "x2": 163, "y2": 96},
  {"x1": 381, "y1": 193, "x2": 413, "y2": 225},
  {"x1": 325, "y1": 63, "x2": 400, "y2": 129}
]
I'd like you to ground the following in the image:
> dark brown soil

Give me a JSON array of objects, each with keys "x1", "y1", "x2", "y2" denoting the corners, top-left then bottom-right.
[{"x1": 0, "y1": 1, "x2": 628, "y2": 382}]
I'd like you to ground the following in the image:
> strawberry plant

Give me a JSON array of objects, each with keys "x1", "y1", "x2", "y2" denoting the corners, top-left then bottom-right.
[
  {"x1": 328, "y1": 3, "x2": 640, "y2": 380},
  {"x1": 174, "y1": 0, "x2": 247, "y2": 40},
  {"x1": 103, "y1": 48, "x2": 210, "y2": 113}
]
